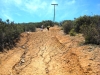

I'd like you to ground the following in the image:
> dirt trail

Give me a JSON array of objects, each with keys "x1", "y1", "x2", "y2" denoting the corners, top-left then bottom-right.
[{"x1": 0, "y1": 26, "x2": 100, "y2": 75}]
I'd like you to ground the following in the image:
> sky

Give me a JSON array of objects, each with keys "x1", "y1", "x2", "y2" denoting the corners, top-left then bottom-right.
[{"x1": 0, "y1": 0, "x2": 100, "y2": 23}]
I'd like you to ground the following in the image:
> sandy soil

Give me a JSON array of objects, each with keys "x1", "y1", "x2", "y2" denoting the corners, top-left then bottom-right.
[{"x1": 0, "y1": 26, "x2": 100, "y2": 75}]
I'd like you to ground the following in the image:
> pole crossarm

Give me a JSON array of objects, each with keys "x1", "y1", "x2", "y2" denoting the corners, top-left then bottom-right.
[{"x1": 51, "y1": 4, "x2": 58, "y2": 5}]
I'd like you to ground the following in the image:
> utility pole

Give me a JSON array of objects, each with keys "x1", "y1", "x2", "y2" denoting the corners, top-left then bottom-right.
[{"x1": 51, "y1": 4, "x2": 58, "y2": 23}]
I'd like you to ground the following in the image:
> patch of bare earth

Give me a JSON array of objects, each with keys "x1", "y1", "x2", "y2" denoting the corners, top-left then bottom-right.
[{"x1": 0, "y1": 26, "x2": 100, "y2": 75}]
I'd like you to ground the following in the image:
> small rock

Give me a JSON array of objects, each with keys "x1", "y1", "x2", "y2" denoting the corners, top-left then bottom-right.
[
  {"x1": 88, "y1": 46, "x2": 93, "y2": 49},
  {"x1": 21, "y1": 59, "x2": 25, "y2": 63},
  {"x1": 22, "y1": 46, "x2": 26, "y2": 49}
]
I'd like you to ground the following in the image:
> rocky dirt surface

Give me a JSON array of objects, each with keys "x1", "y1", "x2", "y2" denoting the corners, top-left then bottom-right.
[{"x1": 0, "y1": 26, "x2": 100, "y2": 75}]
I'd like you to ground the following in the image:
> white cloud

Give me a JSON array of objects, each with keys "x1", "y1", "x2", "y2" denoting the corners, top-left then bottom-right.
[
  {"x1": 3, "y1": 14, "x2": 13, "y2": 21},
  {"x1": 1, "y1": 0, "x2": 57, "y2": 16},
  {"x1": 1, "y1": 0, "x2": 21, "y2": 6},
  {"x1": 1, "y1": 0, "x2": 100, "y2": 22},
  {"x1": 12, "y1": 0, "x2": 47, "y2": 14},
  {"x1": 1, "y1": 0, "x2": 49, "y2": 20},
  {"x1": 1, "y1": 9, "x2": 13, "y2": 21},
  {"x1": 14, "y1": 0, "x2": 22, "y2": 5},
  {"x1": 40, "y1": 2, "x2": 47, "y2": 9},
  {"x1": 51, "y1": 0, "x2": 58, "y2": 4},
  {"x1": 71, "y1": 0, "x2": 76, "y2": 4},
  {"x1": 43, "y1": 0, "x2": 58, "y2": 18},
  {"x1": 15, "y1": 13, "x2": 21, "y2": 16},
  {"x1": 66, "y1": 0, "x2": 76, "y2": 5},
  {"x1": 25, "y1": 3, "x2": 38, "y2": 12}
]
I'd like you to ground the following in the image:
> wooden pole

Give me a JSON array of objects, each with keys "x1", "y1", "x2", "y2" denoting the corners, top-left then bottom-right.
[{"x1": 51, "y1": 4, "x2": 58, "y2": 23}]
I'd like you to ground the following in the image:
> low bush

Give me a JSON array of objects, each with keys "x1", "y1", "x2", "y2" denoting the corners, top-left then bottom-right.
[
  {"x1": 62, "y1": 20, "x2": 73, "y2": 34},
  {"x1": 69, "y1": 29, "x2": 76, "y2": 36},
  {"x1": 80, "y1": 24, "x2": 100, "y2": 44}
]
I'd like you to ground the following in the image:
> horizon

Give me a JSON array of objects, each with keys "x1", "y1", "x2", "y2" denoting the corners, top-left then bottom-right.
[{"x1": 0, "y1": 0, "x2": 100, "y2": 23}]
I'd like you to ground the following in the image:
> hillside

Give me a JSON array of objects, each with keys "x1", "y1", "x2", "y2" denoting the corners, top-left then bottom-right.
[{"x1": 0, "y1": 26, "x2": 100, "y2": 75}]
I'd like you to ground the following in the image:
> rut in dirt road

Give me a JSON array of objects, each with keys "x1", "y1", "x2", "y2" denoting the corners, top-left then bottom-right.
[
  {"x1": 12, "y1": 29, "x2": 68, "y2": 75},
  {"x1": 0, "y1": 26, "x2": 100, "y2": 75}
]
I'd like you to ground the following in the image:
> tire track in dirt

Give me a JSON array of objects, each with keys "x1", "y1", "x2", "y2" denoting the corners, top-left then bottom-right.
[
  {"x1": 12, "y1": 33, "x2": 32, "y2": 75},
  {"x1": 0, "y1": 32, "x2": 31, "y2": 75},
  {"x1": 0, "y1": 26, "x2": 100, "y2": 75},
  {"x1": 0, "y1": 48, "x2": 24, "y2": 75},
  {"x1": 12, "y1": 32, "x2": 44, "y2": 74},
  {"x1": 41, "y1": 35, "x2": 85, "y2": 75},
  {"x1": 11, "y1": 31, "x2": 49, "y2": 75},
  {"x1": 13, "y1": 29, "x2": 64, "y2": 75}
]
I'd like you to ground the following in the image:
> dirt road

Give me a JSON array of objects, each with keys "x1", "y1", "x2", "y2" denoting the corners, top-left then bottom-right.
[{"x1": 0, "y1": 26, "x2": 100, "y2": 75}]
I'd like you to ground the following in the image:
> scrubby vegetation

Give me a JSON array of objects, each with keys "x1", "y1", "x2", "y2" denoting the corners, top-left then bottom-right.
[
  {"x1": 34, "y1": 20, "x2": 54, "y2": 28},
  {"x1": 0, "y1": 14, "x2": 100, "y2": 52},
  {"x1": 0, "y1": 19, "x2": 35, "y2": 51},
  {"x1": 0, "y1": 19, "x2": 55, "y2": 52},
  {"x1": 69, "y1": 29, "x2": 76, "y2": 36},
  {"x1": 62, "y1": 20, "x2": 74, "y2": 34},
  {"x1": 61, "y1": 15, "x2": 100, "y2": 45}
]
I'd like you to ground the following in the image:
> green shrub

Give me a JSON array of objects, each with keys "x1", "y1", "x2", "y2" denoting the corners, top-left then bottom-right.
[
  {"x1": 74, "y1": 15, "x2": 91, "y2": 33},
  {"x1": 60, "y1": 27, "x2": 63, "y2": 30},
  {"x1": 73, "y1": 15, "x2": 100, "y2": 45},
  {"x1": 80, "y1": 24, "x2": 100, "y2": 44},
  {"x1": 62, "y1": 20, "x2": 73, "y2": 34},
  {"x1": 69, "y1": 29, "x2": 76, "y2": 36},
  {"x1": 0, "y1": 19, "x2": 37, "y2": 51}
]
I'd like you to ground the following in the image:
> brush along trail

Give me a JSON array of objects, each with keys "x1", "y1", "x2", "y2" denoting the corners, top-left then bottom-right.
[{"x1": 0, "y1": 26, "x2": 100, "y2": 75}]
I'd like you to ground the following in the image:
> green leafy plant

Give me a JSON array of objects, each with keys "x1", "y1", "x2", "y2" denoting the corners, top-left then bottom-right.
[
  {"x1": 69, "y1": 29, "x2": 76, "y2": 36},
  {"x1": 62, "y1": 20, "x2": 73, "y2": 34}
]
